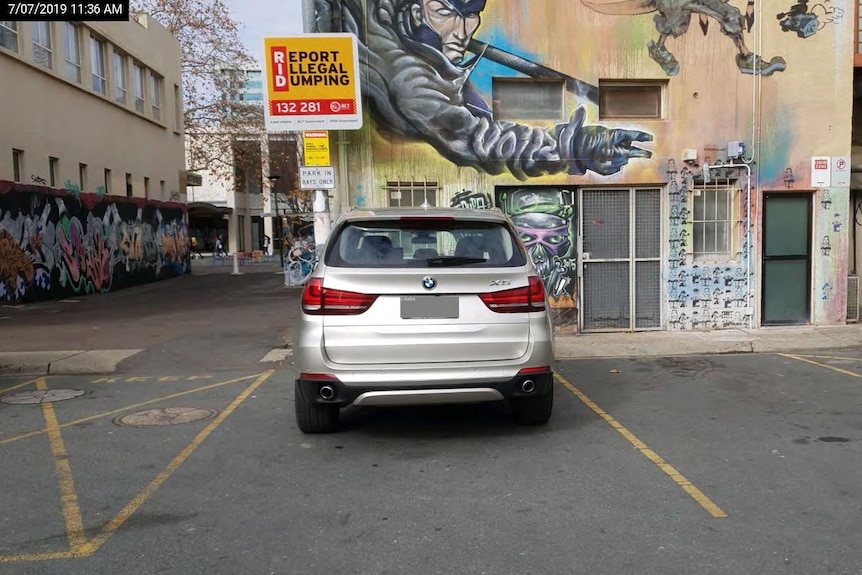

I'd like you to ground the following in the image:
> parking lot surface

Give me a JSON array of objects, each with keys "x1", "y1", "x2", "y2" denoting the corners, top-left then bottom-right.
[{"x1": 1, "y1": 346, "x2": 860, "y2": 574}]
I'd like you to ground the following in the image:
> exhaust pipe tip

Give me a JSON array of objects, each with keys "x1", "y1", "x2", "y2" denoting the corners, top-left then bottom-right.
[
  {"x1": 521, "y1": 379, "x2": 535, "y2": 393},
  {"x1": 319, "y1": 385, "x2": 335, "y2": 400}
]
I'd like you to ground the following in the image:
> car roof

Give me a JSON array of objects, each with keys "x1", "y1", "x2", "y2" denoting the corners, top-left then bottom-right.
[{"x1": 339, "y1": 206, "x2": 510, "y2": 223}]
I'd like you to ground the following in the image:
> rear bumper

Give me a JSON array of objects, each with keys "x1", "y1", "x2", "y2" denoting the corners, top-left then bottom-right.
[{"x1": 295, "y1": 369, "x2": 553, "y2": 408}]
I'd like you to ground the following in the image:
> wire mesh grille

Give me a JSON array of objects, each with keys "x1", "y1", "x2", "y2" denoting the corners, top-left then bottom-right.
[
  {"x1": 848, "y1": 275, "x2": 860, "y2": 322},
  {"x1": 635, "y1": 190, "x2": 661, "y2": 258},
  {"x1": 582, "y1": 190, "x2": 629, "y2": 259},
  {"x1": 581, "y1": 188, "x2": 661, "y2": 332},
  {"x1": 583, "y1": 261, "x2": 630, "y2": 330},
  {"x1": 636, "y1": 260, "x2": 661, "y2": 328}
]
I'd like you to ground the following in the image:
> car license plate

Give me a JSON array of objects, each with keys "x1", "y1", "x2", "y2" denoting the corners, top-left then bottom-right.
[{"x1": 400, "y1": 296, "x2": 459, "y2": 319}]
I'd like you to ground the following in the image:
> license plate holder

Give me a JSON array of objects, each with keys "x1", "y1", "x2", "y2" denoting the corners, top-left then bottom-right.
[{"x1": 400, "y1": 295, "x2": 459, "y2": 319}]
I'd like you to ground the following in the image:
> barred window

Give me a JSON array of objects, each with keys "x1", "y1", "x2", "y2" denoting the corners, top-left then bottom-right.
[
  {"x1": 692, "y1": 187, "x2": 733, "y2": 260},
  {"x1": 386, "y1": 181, "x2": 438, "y2": 207}
]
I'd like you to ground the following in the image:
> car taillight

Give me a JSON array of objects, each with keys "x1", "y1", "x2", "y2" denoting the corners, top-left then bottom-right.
[
  {"x1": 479, "y1": 276, "x2": 546, "y2": 313},
  {"x1": 301, "y1": 278, "x2": 378, "y2": 315}
]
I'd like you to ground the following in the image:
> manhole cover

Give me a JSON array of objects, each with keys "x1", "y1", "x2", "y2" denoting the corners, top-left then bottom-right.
[
  {"x1": 114, "y1": 407, "x2": 218, "y2": 427},
  {"x1": 0, "y1": 389, "x2": 87, "y2": 405}
]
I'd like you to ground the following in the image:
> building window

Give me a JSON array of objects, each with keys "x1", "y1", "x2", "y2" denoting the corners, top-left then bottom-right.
[
  {"x1": 63, "y1": 22, "x2": 81, "y2": 82},
  {"x1": 599, "y1": 81, "x2": 665, "y2": 119},
  {"x1": 32, "y1": 22, "x2": 52, "y2": 69},
  {"x1": 492, "y1": 78, "x2": 563, "y2": 122},
  {"x1": 133, "y1": 63, "x2": 145, "y2": 112},
  {"x1": 90, "y1": 36, "x2": 106, "y2": 94},
  {"x1": 150, "y1": 73, "x2": 163, "y2": 120},
  {"x1": 160, "y1": 180, "x2": 165, "y2": 198},
  {"x1": 144, "y1": 176, "x2": 150, "y2": 199},
  {"x1": 386, "y1": 181, "x2": 438, "y2": 207},
  {"x1": 103, "y1": 168, "x2": 111, "y2": 194},
  {"x1": 174, "y1": 84, "x2": 182, "y2": 131},
  {"x1": 0, "y1": 21, "x2": 17, "y2": 52},
  {"x1": 692, "y1": 187, "x2": 733, "y2": 261},
  {"x1": 79, "y1": 163, "x2": 87, "y2": 190},
  {"x1": 12, "y1": 149, "x2": 23, "y2": 182},
  {"x1": 113, "y1": 50, "x2": 127, "y2": 104},
  {"x1": 49, "y1": 156, "x2": 58, "y2": 186},
  {"x1": 125, "y1": 173, "x2": 132, "y2": 197}
]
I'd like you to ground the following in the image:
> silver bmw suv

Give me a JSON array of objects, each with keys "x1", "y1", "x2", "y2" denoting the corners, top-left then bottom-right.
[{"x1": 293, "y1": 207, "x2": 555, "y2": 433}]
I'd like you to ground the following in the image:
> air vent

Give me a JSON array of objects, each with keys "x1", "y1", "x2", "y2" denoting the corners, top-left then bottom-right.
[{"x1": 847, "y1": 275, "x2": 859, "y2": 322}]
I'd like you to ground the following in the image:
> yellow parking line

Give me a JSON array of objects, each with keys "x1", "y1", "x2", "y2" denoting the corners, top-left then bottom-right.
[
  {"x1": 0, "y1": 372, "x2": 266, "y2": 446},
  {"x1": 78, "y1": 370, "x2": 275, "y2": 556},
  {"x1": 553, "y1": 372, "x2": 728, "y2": 518},
  {"x1": 778, "y1": 353, "x2": 862, "y2": 378},
  {"x1": 35, "y1": 378, "x2": 87, "y2": 552},
  {"x1": 0, "y1": 551, "x2": 75, "y2": 562},
  {"x1": 0, "y1": 377, "x2": 41, "y2": 395}
]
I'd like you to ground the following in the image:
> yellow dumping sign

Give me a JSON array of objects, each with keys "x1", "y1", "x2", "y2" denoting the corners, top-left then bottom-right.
[{"x1": 264, "y1": 34, "x2": 363, "y2": 131}]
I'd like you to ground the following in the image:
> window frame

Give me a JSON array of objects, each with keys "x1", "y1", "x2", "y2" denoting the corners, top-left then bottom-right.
[
  {"x1": 63, "y1": 22, "x2": 81, "y2": 82},
  {"x1": 133, "y1": 62, "x2": 146, "y2": 113},
  {"x1": 0, "y1": 21, "x2": 18, "y2": 52},
  {"x1": 598, "y1": 80, "x2": 666, "y2": 120},
  {"x1": 90, "y1": 35, "x2": 107, "y2": 94},
  {"x1": 49, "y1": 156, "x2": 58, "y2": 186},
  {"x1": 150, "y1": 72, "x2": 163, "y2": 120},
  {"x1": 691, "y1": 186, "x2": 735, "y2": 262},
  {"x1": 113, "y1": 49, "x2": 128, "y2": 104},
  {"x1": 32, "y1": 21, "x2": 52, "y2": 70},
  {"x1": 491, "y1": 77, "x2": 565, "y2": 122},
  {"x1": 12, "y1": 149, "x2": 23, "y2": 182},
  {"x1": 386, "y1": 181, "x2": 438, "y2": 208}
]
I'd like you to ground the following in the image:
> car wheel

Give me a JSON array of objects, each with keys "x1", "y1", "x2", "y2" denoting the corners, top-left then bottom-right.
[
  {"x1": 295, "y1": 381, "x2": 339, "y2": 433},
  {"x1": 512, "y1": 382, "x2": 553, "y2": 425}
]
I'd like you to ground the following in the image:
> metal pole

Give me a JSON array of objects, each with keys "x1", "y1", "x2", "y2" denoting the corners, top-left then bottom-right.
[{"x1": 275, "y1": 190, "x2": 284, "y2": 268}]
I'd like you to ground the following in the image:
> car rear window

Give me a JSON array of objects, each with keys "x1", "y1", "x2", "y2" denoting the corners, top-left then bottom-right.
[{"x1": 325, "y1": 218, "x2": 528, "y2": 268}]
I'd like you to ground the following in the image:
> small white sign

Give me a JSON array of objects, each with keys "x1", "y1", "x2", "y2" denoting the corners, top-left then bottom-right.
[
  {"x1": 811, "y1": 156, "x2": 831, "y2": 187},
  {"x1": 300, "y1": 166, "x2": 336, "y2": 189},
  {"x1": 831, "y1": 156, "x2": 851, "y2": 187}
]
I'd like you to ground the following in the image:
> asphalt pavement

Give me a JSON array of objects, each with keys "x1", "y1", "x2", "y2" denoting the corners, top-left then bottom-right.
[
  {"x1": 2, "y1": 261, "x2": 861, "y2": 574},
  {"x1": 2, "y1": 259, "x2": 862, "y2": 374}
]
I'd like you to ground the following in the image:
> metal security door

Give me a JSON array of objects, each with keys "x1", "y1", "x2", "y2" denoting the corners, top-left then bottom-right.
[
  {"x1": 761, "y1": 193, "x2": 812, "y2": 324},
  {"x1": 580, "y1": 189, "x2": 662, "y2": 331}
]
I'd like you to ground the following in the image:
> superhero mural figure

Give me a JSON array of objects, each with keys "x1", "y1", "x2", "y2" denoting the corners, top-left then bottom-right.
[
  {"x1": 312, "y1": 0, "x2": 653, "y2": 181},
  {"x1": 777, "y1": 0, "x2": 844, "y2": 38},
  {"x1": 496, "y1": 188, "x2": 576, "y2": 307},
  {"x1": 581, "y1": 0, "x2": 786, "y2": 76}
]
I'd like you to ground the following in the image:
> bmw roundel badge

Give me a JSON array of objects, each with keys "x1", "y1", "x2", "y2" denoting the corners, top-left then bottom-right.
[{"x1": 422, "y1": 276, "x2": 436, "y2": 290}]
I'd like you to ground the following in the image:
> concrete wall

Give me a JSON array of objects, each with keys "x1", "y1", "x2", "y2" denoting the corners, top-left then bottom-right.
[
  {"x1": 0, "y1": 16, "x2": 185, "y2": 202},
  {"x1": 0, "y1": 181, "x2": 189, "y2": 303}
]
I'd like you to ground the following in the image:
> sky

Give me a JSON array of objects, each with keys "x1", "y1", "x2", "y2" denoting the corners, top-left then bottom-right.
[{"x1": 228, "y1": 0, "x2": 305, "y2": 66}]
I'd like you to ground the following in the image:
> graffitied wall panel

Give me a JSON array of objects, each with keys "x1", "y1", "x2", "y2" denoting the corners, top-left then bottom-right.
[
  {"x1": 664, "y1": 162, "x2": 754, "y2": 330},
  {"x1": 0, "y1": 181, "x2": 189, "y2": 303},
  {"x1": 496, "y1": 186, "x2": 577, "y2": 327},
  {"x1": 814, "y1": 187, "x2": 849, "y2": 323}
]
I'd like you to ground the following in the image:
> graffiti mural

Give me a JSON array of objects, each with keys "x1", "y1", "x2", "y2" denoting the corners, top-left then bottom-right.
[
  {"x1": 664, "y1": 164, "x2": 754, "y2": 330},
  {"x1": 450, "y1": 189, "x2": 492, "y2": 209},
  {"x1": 496, "y1": 187, "x2": 577, "y2": 324},
  {"x1": 0, "y1": 181, "x2": 189, "y2": 303},
  {"x1": 813, "y1": 187, "x2": 849, "y2": 323},
  {"x1": 777, "y1": 0, "x2": 844, "y2": 38},
  {"x1": 582, "y1": 0, "x2": 787, "y2": 76},
  {"x1": 312, "y1": 0, "x2": 654, "y2": 181}
]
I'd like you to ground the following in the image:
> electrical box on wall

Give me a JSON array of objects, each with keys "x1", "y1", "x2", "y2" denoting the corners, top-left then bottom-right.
[{"x1": 727, "y1": 141, "x2": 745, "y2": 159}]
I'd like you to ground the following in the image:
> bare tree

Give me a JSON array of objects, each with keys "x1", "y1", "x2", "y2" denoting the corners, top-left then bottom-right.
[{"x1": 131, "y1": 0, "x2": 264, "y2": 181}]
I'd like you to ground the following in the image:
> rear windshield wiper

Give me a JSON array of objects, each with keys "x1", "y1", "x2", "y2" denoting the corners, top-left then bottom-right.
[{"x1": 421, "y1": 256, "x2": 487, "y2": 266}]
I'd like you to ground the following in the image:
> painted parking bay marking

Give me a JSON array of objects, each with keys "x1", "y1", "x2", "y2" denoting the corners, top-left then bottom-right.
[
  {"x1": 0, "y1": 370, "x2": 275, "y2": 562},
  {"x1": 554, "y1": 372, "x2": 728, "y2": 519},
  {"x1": 91, "y1": 375, "x2": 214, "y2": 383},
  {"x1": 778, "y1": 353, "x2": 862, "y2": 379}
]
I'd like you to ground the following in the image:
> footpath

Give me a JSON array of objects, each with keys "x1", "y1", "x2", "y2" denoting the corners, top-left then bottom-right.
[{"x1": 2, "y1": 258, "x2": 861, "y2": 375}]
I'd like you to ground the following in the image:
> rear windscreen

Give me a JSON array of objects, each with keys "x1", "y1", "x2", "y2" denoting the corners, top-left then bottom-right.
[{"x1": 325, "y1": 219, "x2": 528, "y2": 268}]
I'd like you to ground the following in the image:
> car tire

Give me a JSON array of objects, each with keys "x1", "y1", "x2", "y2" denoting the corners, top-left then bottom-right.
[
  {"x1": 295, "y1": 382, "x2": 339, "y2": 433},
  {"x1": 512, "y1": 383, "x2": 554, "y2": 425}
]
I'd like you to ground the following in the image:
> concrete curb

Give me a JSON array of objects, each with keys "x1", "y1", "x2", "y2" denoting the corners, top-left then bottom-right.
[{"x1": 0, "y1": 350, "x2": 143, "y2": 376}]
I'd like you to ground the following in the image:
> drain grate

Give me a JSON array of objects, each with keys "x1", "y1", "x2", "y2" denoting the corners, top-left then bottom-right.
[
  {"x1": 0, "y1": 389, "x2": 87, "y2": 405},
  {"x1": 114, "y1": 407, "x2": 218, "y2": 427}
]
